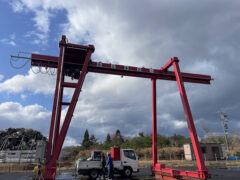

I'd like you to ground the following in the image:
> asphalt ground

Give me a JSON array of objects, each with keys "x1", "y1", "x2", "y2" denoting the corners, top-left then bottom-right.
[{"x1": 0, "y1": 167, "x2": 239, "y2": 180}]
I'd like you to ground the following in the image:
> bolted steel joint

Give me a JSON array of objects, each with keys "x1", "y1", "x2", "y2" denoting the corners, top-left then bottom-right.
[
  {"x1": 88, "y1": 44, "x2": 95, "y2": 52},
  {"x1": 59, "y1": 35, "x2": 67, "y2": 47}
]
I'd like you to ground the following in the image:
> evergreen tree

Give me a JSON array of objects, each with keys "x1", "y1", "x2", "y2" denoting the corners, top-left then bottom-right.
[
  {"x1": 113, "y1": 129, "x2": 124, "y2": 146},
  {"x1": 138, "y1": 132, "x2": 144, "y2": 137},
  {"x1": 81, "y1": 129, "x2": 90, "y2": 149},
  {"x1": 90, "y1": 134, "x2": 97, "y2": 146},
  {"x1": 105, "y1": 133, "x2": 112, "y2": 144}
]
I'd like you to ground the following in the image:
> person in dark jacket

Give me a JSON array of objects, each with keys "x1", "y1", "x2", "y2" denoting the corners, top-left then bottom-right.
[
  {"x1": 101, "y1": 153, "x2": 106, "y2": 180},
  {"x1": 106, "y1": 153, "x2": 114, "y2": 179}
]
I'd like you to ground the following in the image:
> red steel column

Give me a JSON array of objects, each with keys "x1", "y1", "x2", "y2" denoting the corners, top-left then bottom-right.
[
  {"x1": 51, "y1": 47, "x2": 94, "y2": 164},
  {"x1": 44, "y1": 36, "x2": 66, "y2": 179},
  {"x1": 52, "y1": 74, "x2": 64, "y2": 159},
  {"x1": 53, "y1": 59, "x2": 65, "y2": 149},
  {"x1": 172, "y1": 57, "x2": 207, "y2": 173},
  {"x1": 152, "y1": 78, "x2": 157, "y2": 166}
]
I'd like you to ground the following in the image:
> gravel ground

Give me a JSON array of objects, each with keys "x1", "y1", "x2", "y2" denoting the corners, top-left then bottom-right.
[{"x1": 0, "y1": 167, "x2": 239, "y2": 180}]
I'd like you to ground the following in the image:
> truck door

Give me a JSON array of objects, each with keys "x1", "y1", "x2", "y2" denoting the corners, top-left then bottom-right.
[{"x1": 122, "y1": 150, "x2": 138, "y2": 172}]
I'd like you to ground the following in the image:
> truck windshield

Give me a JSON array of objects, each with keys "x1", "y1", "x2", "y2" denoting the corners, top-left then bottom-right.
[
  {"x1": 91, "y1": 151, "x2": 102, "y2": 160},
  {"x1": 123, "y1": 150, "x2": 136, "y2": 160}
]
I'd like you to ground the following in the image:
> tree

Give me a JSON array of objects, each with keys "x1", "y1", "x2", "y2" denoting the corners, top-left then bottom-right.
[
  {"x1": 157, "y1": 134, "x2": 170, "y2": 147},
  {"x1": 138, "y1": 132, "x2": 144, "y2": 137},
  {"x1": 168, "y1": 134, "x2": 190, "y2": 147},
  {"x1": 113, "y1": 129, "x2": 124, "y2": 146},
  {"x1": 81, "y1": 129, "x2": 90, "y2": 149},
  {"x1": 105, "y1": 133, "x2": 112, "y2": 144},
  {"x1": 170, "y1": 133, "x2": 178, "y2": 147},
  {"x1": 90, "y1": 134, "x2": 97, "y2": 146}
]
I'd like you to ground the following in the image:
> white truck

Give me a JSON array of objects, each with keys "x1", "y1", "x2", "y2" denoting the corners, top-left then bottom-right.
[{"x1": 75, "y1": 147, "x2": 139, "y2": 179}]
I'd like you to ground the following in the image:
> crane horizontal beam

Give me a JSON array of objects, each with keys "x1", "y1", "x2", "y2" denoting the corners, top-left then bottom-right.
[{"x1": 31, "y1": 53, "x2": 212, "y2": 84}]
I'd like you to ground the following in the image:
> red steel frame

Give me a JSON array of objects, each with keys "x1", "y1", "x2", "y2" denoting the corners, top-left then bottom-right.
[
  {"x1": 151, "y1": 57, "x2": 211, "y2": 179},
  {"x1": 29, "y1": 35, "x2": 212, "y2": 179}
]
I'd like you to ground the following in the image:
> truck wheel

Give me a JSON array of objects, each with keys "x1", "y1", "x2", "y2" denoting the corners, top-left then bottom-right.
[
  {"x1": 89, "y1": 169, "x2": 99, "y2": 179},
  {"x1": 123, "y1": 167, "x2": 132, "y2": 177}
]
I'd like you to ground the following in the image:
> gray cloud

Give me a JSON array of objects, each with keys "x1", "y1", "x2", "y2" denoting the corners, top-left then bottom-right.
[
  {"x1": 0, "y1": 102, "x2": 51, "y2": 135},
  {"x1": 5, "y1": 0, "x2": 240, "y2": 144}
]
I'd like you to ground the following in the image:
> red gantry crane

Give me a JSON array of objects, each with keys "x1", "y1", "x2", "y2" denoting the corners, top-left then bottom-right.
[{"x1": 21, "y1": 35, "x2": 212, "y2": 179}]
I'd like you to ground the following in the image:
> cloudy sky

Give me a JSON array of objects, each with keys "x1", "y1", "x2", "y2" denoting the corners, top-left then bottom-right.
[{"x1": 0, "y1": 0, "x2": 239, "y2": 146}]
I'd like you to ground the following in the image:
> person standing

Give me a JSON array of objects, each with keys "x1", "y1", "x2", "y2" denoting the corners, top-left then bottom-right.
[
  {"x1": 33, "y1": 159, "x2": 44, "y2": 180},
  {"x1": 106, "y1": 152, "x2": 114, "y2": 180},
  {"x1": 101, "y1": 153, "x2": 106, "y2": 180}
]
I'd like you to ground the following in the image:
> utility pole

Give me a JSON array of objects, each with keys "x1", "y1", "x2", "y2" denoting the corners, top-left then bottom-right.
[{"x1": 219, "y1": 112, "x2": 229, "y2": 151}]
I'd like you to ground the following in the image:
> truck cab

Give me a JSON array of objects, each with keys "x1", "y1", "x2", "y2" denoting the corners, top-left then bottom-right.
[
  {"x1": 112, "y1": 148, "x2": 139, "y2": 177},
  {"x1": 121, "y1": 149, "x2": 139, "y2": 174}
]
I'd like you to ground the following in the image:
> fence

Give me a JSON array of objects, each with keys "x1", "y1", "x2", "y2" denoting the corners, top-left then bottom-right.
[
  {"x1": 0, "y1": 150, "x2": 36, "y2": 163},
  {"x1": 138, "y1": 152, "x2": 240, "y2": 162},
  {"x1": 138, "y1": 153, "x2": 185, "y2": 161}
]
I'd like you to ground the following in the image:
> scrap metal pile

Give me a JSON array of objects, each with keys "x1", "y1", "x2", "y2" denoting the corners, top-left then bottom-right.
[{"x1": 0, "y1": 128, "x2": 46, "y2": 150}]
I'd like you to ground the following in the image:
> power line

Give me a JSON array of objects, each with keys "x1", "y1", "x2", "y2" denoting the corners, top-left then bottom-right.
[{"x1": 10, "y1": 52, "x2": 57, "y2": 75}]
